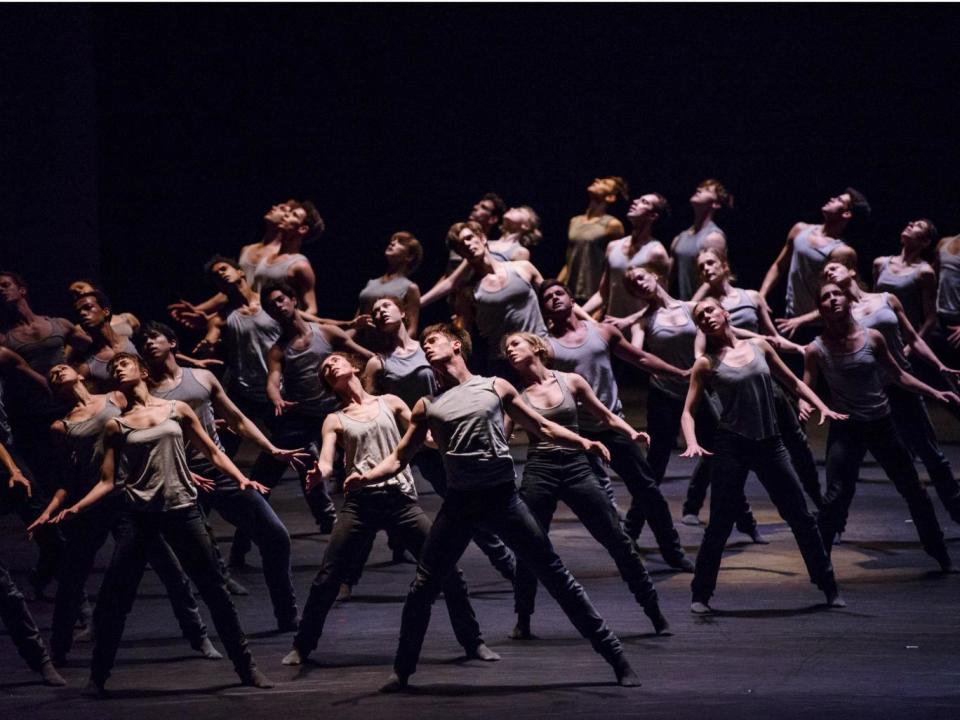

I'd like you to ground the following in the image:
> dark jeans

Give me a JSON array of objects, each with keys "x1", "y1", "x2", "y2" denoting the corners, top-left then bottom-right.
[
  {"x1": 691, "y1": 431, "x2": 837, "y2": 603},
  {"x1": 516, "y1": 450, "x2": 658, "y2": 617},
  {"x1": 0, "y1": 559, "x2": 50, "y2": 671},
  {"x1": 886, "y1": 385, "x2": 960, "y2": 524},
  {"x1": 580, "y1": 423, "x2": 688, "y2": 564},
  {"x1": 819, "y1": 415, "x2": 950, "y2": 565},
  {"x1": 200, "y1": 484, "x2": 298, "y2": 625},
  {"x1": 393, "y1": 481, "x2": 623, "y2": 677},
  {"x1": 90, "y1": 505, "x2": 256, "y2": 685},
  {"x1": 51, "y1": 493, "x2": 208, "y2": 659},
  {"x1": 295, "y1": 489, "x2": 482, "y2": 656}
]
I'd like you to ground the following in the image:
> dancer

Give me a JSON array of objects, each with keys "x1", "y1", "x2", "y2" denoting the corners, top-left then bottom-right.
[
  {"x1": 441, "y1": 193, "x2": 507, "y2": 277},
  {"x1": 538, "y1": 279, "x2": 696, "y2": 568},
  {"x1": 872, "y1": 219, "x2": 938, "y2": 335},
  {"x1": 136, "y1": 321, "x2": 305, "y2": 629},
  {"x1": 669, "y1": 179, "x2": 730, "y2": 300},
  {"x1": 679, "y1": 298, "x2": 845, "y2": 613},
  {"x1": 281, "y1": 353, "x2": 499, "y2": 667},
  {"x1": 29, "y1": 363, "x2": 221, "y2": 665},
  {"x1": 923, "y1": 231, "x2": 960, "y2": 375},
  {"x1": 558, "y1": 177, "x2": 628, "y2": 303},
  {"x1": 50, "y1": 353, "x2": 273, "y2": 695},
  {"x1": 69, "y1": 279, "x2": 140, "y2": 340},
  {"x1": 488, "y1": 205, "x2": 542, "y2": 261},
  {"x1": 804, "y1": 284, "x2": 957, "y2": 572},
  {"x1": 503, "y1": 331, "x2": 668, "y2": 640},
  {"x1": 73, "y1": 290, "x2": 139, "y2": 392},
  {"x1": 250, "y1": 201, "x2": 324, "y2": 313},
  {"x1": 349, "y1": 323, "x2": 640, "y2": 691},
  {"x1": 355, "y1": 231, "x2": 423, "y2": 339}
]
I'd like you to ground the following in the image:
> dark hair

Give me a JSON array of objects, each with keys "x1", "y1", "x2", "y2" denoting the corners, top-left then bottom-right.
[
  {"x1": 446, "y1": 220, "x2": 485, "y2": 251},
  {"x1": 604, "y1": 176, "x2": 630, "y2": 203},
  {"x1": 651, "y1": 192, "x2": 671, "y2": 221},
  {"x1": 133, "y1": 321, "x2": 179, "y2": 354},
  {"x1": 421, "y1": 322, "x2": 472, "y2": 359},
  {"x1": 537, "y1": 278, "x2": 572, "y2": 305},
  {"x1": 260, "y1": 281, "x2": 298, "y2": 310},
  {"x1": 844, "y1": 187, "x2": 871, "y2": 222},
  {"x1": 480, "y1": 192, "x2": 507, "y2": 220},
  {"x1": 318, "y1": 351, "x2": 363, "y2": 390},
  {"x1": 74, "y1": 290, "x2": 112, "y2": 312},
  {"x1": 698, "y1": 178, "x2": 734, "y2": 210},
  {"x1": 918, "y1": 217, "x2": 940, "y2": 245},
  {"x1": 389, "y1": 231, "x2": 423, "y2": 273},
  {"x1": 203, "y1": 255, "x2": 242, "y2": 285},
  {"x1": 0, "y1": 271, "x2": 27, "y2": 290},
  {"x1": 295, "y1": 200, "x2": 326, "y2": 244},
  {"x1": 106, "y1": 351, "x2": 146, "y2": 377}
]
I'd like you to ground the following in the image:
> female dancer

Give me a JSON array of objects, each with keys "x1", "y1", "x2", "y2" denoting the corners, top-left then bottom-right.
[
  {"x1": 503, "y1": 331, "x2": 667, "y2": 640},
  {"x1": 49, "y1": 353, "x2": 272, "y2": 695},
  {"x1": 489, "y1": 205, "x2": 541, "y2": 261},
  {"x1": 680, "y1": 298, "x2": 846, "y2": 613},
  {"x1": 281, "y1": 353, "x2": 498, "y2": 667},
  {"x1": 355, "y1": 232, "x2": 423, "y2": 339},
  {"x1": 872, "y1": 219, "x2": 938, "y2": 335},
  {"x1": 804, "y1": 284, "x2": 957, "y2": 572}
]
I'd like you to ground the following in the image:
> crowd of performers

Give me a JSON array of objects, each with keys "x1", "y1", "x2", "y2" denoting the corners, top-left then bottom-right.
[{"x1": 2, "y1": 179, "x2": 960, "y2": 695}]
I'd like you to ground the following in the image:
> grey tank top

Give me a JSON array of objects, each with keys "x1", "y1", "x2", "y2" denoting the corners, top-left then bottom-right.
[
  {"x1": 252, "y1": 253, "x2": 308, "y2": 291},
  {"x1": 357, "y1": 275, "x2": 414, "y2": 314},
  {"x1": 672, "y1": 221, "x2": 724, "y2": 300},
  {"x1": 936, "y1": 246, "x2": 960, "y2": 320},
  {"x1": 62, "y1": 397, "x2": 123, "y2": 499},
  {"x1": 336, "y1": 397, "x2": 416, "y2": 498},
  {"x1": 876, "y1": 257, "x2": 926, "y2": 330},
  {"x1": 722, "y1": 288, "x2": 760, "y2": 333},
  {"x1": 114, "y1": 402, "x2": 198, "y2": 512},
  {"x1": 83, "y1": 338, "x2": 138, "y2": 392},
  {"x1": 566, "y1": 215, "x2": 618, "y2": 301},
  {"x1": 224, "y1": 307, "x2": 281, "y2": 402},
  {"x1": 238, "y1": 245, "x2": 261, "y2": 286},
  {"x1": 710, "y1": 343, "x2": 778, "y2": 440},
  {"x1": 855, "y1": 293, "x2": 910, "y2": 383},
  {"x1": 490, "y1": 242, "x2": 523, "y2": 261},
  {"x1": 380, "y1": 344, "x2": 437, "y2": 409},
  {"x1": 473, "y1": 264, "x2": 548, "y2": 341},
  {"x1": 646, "y1": 305, "x2": 696, "y2": 399},
  {"x1": 521, "y1": 372, "x2": 579, "y2": 453},
  {"x1": 813, "y1": 335, "x2": 890, "y2": 421},
  {"x1": 423, "y1": 376, "x2": 516, "y2": 490},
  {"x1": 785, "y1": 226, "x2": 845, "y2": 317},
  {"x1": 1, "y1": 317, "x2": 69, "y2": 417},
  {"x1": 282, "y1": 324, "x2": 339, "y2": 417},
  {"x1": 606, "y1": 238, "x2": 664, "y2": 318},
  {"x1": 548, "y1": 323, "x2": 622, "y2": 430}
]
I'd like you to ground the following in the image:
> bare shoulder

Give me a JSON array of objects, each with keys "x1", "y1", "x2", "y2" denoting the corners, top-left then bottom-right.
[{"x1": 788, "y1": 221, "x2": 810, "y2": 239}]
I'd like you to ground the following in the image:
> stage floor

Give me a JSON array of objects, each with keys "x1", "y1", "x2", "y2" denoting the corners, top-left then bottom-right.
[{"x1": 2, "y1": 401, "x2": 959, "y2": 720}]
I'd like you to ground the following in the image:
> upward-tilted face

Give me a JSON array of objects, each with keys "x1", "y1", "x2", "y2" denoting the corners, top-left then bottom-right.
[
  {"x1": 469, "y1": 198, "x2": 499, "y2": 229},
  {"x1": 540, "y1": 284, "x2": 573, "y2": 317},
  {"x1": 694, "y1": 301, "x2": 727, "y2": 335},
  {"x1": 48, "y1": 363, "x2": 81, "y2": 389},
  {"x1": 690, "y1": 184, "x2": 719, "y2": 207},
  {"x1": 68, "y1": 281, "x2": 96, "y2": 301},
  {"x1": 455, "y1": 227, "x2": 487, "y2": 261},
  {"x1": 821, "y1": 193, "x2": 852, "y2": 217},
  {"x1": 627, "y1": 193, "x2": 661, "y2": 221},
  {"x1": 74, "y1": 296, "x2": 110, "y2": 330},
  {"x1": 371, "y1": 298, "x2": 404, "y2": 330},
  {"x1": 822, "y1": 261, "x2": 853, "y2": 287},
  {"x1": 697, "y1": 252, "x2": 727, "y2": 284},
  {"x1": 422, "y1": 331, "x2": 457, "y2": 364},
  {"x1": 277, "y1": 205, "x2": 308, "y2": 233},
  {"x1": 139, "y1": 330, "x2": 175, "y2": 362},
  {"x1": 0, "y1": 275, "x2": 26, "y2": 305},
  {"x1": 624, "y1": 267, "x2": 660, "y2": 299},
  {"x1": 264, "y1": 202, "x2": 292, "y2": 225},
  {"x1": 210, "y1": 261, "x2": 243, "y2": 288},
  {"x1": 503, "y1": 334, "x2": 536, "y2": 368},
  {"x1": 264, "y1": 289, "x2": 298, "y2": 321},
  {"x1": 587, "y1": 177, "x2": 617, "y2": 198},
  {"x1": 501, "y1": 207, "x2": 532, "y2": 233},
  {"x1": 900, "y1": 220, "x2": 932, "y2": 250},
  {"x1": 319, "y1": 354, "x2": 355, "y2": 388},
  {"x1": 818, "y1": 283, "x2": 850, "y2": 319},
  {"x1": 111, "y1": 355, "x2": 146, "y2": 386}
]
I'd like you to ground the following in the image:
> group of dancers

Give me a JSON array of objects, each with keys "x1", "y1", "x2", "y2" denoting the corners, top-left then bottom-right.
[{"x1": 2, "y1": 177, "x2": 960, "y2": 695}]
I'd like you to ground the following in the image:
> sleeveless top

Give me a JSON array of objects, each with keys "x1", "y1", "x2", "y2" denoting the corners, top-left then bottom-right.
[
  {"x1": 423, "y1": 376, "x2": 515, "y2": 490},
  {"x1": 548, "y1": 322, "x2": 623, "y2": 430},
  {"x1": 936, "y1": 245, "x2": 960, "y2": 320},
  {"x1": 521, "y1": 372, "x2": 580, "y2": 453},
  {"x1": 110, "y1": 316, "x2": 136, "y2": 340},
  {"x1": 1, "y1": 316, "x2": 69, "y2": 417},
  {"x1": 239, "y1": 244, "x2": 262, "y2": 286},
  {"x1": 645, "y1": 304, "x2": 696, "y2": 399},
  {"x1": 336, "y1": 397, "x2": 416, "y2": 498},
  {"x1": 282, "y1": 323, "x2": 339, "y2": 417},
  {"x1": 223, "y1": 307, "x2": 281, "y2": 402},
  {"x1": 813, "y1": 335, "x2": 890, "y2": 421},
  {"x1": 252, "y1": 253, "x2": 308, "y2": 292},
  {"x1": 473, "y1": 264, "x2": 548, "y2": 341},
  {"x1": 490, "y1": 242, "x2": 524, "y2": 261},
  {"x1": 606, "y1": 238, "x2": 664, "y2": 318},
  {"x1": 722, "y1": 288, "x2": 760, "y2": 333},
  {"x1": 854, "y1": 293, "x2": 910, "y2": 383},
  {"x1": 709, "y1": 342, "x2": 778, "y2": 440},
  {"x1": 566, "y1": 215, "x2": 619, "y2": 301},
  {"x1": 62, "y1": 397, "x2": 123, "y2": 499},
  {"x1": 379, "y1": 343, "x2": 437, "y2": 409},
  {"x1": 672, "y1": 220, "x2": 725, "y2": 300},
  {"x1": 114, "y1": 401, "x2": 198, "y2": 512},
  {"x1": 875, "y1": 257, "x2": 926, "y2": 330},
  {"x1": 785, "y1": 225, "x2": 846, "y2": 317},
  {"x1": 357, "y1": 275, "x2": 414, "y2": 315},
  {"x1": 82, "y1": 338, "x2": 138, "y2": 393}
]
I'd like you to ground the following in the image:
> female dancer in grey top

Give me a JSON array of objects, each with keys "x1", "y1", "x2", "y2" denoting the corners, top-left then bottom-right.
[
  {"x1": 872, "y1": 219, "x2": 938, "y2": 335},
  {"x1": 355, "y1": 231, "x2": 423, "y2": 338}
]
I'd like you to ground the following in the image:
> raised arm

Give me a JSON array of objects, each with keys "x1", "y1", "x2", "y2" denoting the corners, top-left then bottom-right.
[
  {"x1": 869, "y1": 330, "x2": 960, "y2": 405},
  {"x1": 289, "y1": 259, "x2": 318, "y2": 315},
  {"x1": 758, "y1": 339, "x2": 845, "y2": 425},
  {"x1": 604, "y1": 323, "x2": 687, "y2": 378},
  {"x1": 890, "y1": 293, "x2": 959, "y2": 378},
  {"x1": 178, "y1": 401, "x2": 267, "y2": 492},
  {"x1": 323, "y1": 324, "x2": 374, "y2": 360},
  {"x1": 25, "y1": 423, "x2": 69, "y2": 533},
  {"x1": 759, "y1": 225, "x2": 801, "y2": 300},
  {"x1": 362, "y1": 354, "x2": 384, "y2": 394},
  {"x1": 0, "y1": 346, "x2": 48, "y2": 391},
  {"x1": 581, "y1": 247, "x2": 612, "y2": 315},
  {"x1": 420, "y1": 259, "x2": 470, "y2": 307}
]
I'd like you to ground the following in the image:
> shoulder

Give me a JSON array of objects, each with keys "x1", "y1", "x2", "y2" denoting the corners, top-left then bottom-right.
[
  {"x1": 788, "y1": 221, "x2": 810, "y2": 239},
  {"x1": 745, "y1": 289, "x2": 763, "y2": 304},
  {"x1": 192, "y1": 367, "x2": 217, "y2": 390},
  {"x1": 873, "y1": 255, "x2": 890, "y2": 268},
  {"x1": 50, "y1": 419, "x2": 67, "y2": 436}
]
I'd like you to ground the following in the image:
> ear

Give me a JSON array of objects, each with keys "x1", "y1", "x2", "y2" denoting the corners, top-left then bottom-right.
[{"x1": 604, "y1": 193, "x2": 617, "y2": 205}]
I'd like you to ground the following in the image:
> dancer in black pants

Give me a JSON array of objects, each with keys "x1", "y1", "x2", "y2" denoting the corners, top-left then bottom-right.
[
  {"x1": 803, "y1": 284, "x2": 959, "y2": 573},
  {"x1": 49, "y1": 353, "x2": 273, "y2": 696},
  {"x1": 281, "y1": 353, "x2": 498, "y2": 667},
  {"x1": 350, "y1": 323, "x2": 639, "y2": 692},
  {"x1": 503, "y1": 331, "x2": 667, "y2": 640},
  {"x1": 680, "y1": 299, "x2": 846, "y2": 613}
]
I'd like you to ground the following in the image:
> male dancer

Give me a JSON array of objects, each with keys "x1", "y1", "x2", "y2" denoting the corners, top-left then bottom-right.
[
  {"x1": 73, "y1": 290, "x2": 138, "y2": 392},
  {"x1": 442, "y1": 193, "x2": 507, "y2": 277},
  {"x1": 250, "y1": 202, "x2": 324, "y2": 314},
  {"x1": 349, "y1": 323, "x2": 640, "y2": 691},
  {"x1": 669, "y1": 179, "x2": 730, "y2": 300}
]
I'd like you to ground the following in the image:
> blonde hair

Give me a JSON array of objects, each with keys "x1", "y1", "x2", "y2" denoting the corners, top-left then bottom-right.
[
  {"x1": 501, "y1": 332, "x2": 550, "y2": 362},
  {"x1": 696, "y1": 247, "x2": 737, "y2": 284}
]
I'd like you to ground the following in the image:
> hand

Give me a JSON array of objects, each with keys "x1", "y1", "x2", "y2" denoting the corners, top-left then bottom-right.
[
  {"x1": 271, "y1": 446, "x2": 312, "y2": 471},
  {"x1": 797, "y1": 399, "x2": 814, "y2": 422},
  {"x1": 272, "y1": 398, "x2": 299, "y2": 417},
  {"x1": 192, "y1": 338, "x2": 218, "y2": 357},
  {"x1": 582, "y1": 439, "x2": 611, "y2": 464},
  {"x1": 188, "y1": 357, "x2": 224, "y2": 370},
  {"x1": 947, "y1": 325, "x2": 960, "y2": 349},
  {"x1": 26, "y1": 511, "x2": 51, "y2": 539},
  {"x1": 169, "y1": 301, "x2": 209, "y2": 331},
  {"x1": 775, "y1": 317, "x2": 804, "y2": 338},
  {"x1": 343, "y1": 471, "x2": 367, "y2": 493},
  {"x1": 817, "y1": 408, "x2": 848, "y2": 424},
  {"x1": 52, "y1": 505, "x2": 80, "y2": 524},
  {"x1": 349, "y1": 314, "x2": 373, "y2": 331},
  {"x1": 238, "y1": 477, "x2": 270, "y2": 494},
  {"x1": 602, "y1": 315, "x2": 632, "y2": 332},
  {"x1": 304, "y1": 462, "x2": 324, "y2": 493},
  {"x1": 630, "y1": 430, "x2": 650, "y2": 446},
  {"x1": 190, "y1": 472, "x2": 217, "y2": 493},
  {"x1": 939, "y1": 366, "x2": 960, "y2": 380},
  {"x1": 680, "y1": 442, "x2": 712, "y2": 458},
  {"x1": 936, "y1": 390, "x2": 960, "y2": 406},
  {"x1": 8, "y1": 471, "x2": 32, "y2": 497}
]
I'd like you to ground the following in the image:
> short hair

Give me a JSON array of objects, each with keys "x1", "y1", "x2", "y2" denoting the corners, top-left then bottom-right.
[
  {"x1": 480, "y1": 192, "x2": 507, "y2": 220},
  {"x1": 260, "y1": 280, "x2": 298, "y2": 310},
  {"x1": 918, "y1": 217, "x2": 940, "y2": 245},
  {"x1": 74, "y1": 290, "x2": 112, "y2": 312},
  {"x1": 844, "y1": 187, "x2": 871, "y2": 222},
  {"x1": 318, "y1": 351, "x2": 363, "y2": 390},
  {"x1": 698, "y1": 178, "x2": 734, "y2": 210},
  {"x1": 692, "y1": 297, "x2": 724, "y2": 321},
  {"x1": 513, "y1": 206, "x2": 542, "y2": 248},
  {"x1": 106, "y1": 351, "x2": 146, "y2": 377},
  {"x1": 446, "y1": 220, "x2": 485, "y2": 251},
  {"x1": 295, "y1": 200, "x2": 326, "y2": 244},
  {"x1": 203, "y1": 255, "x2": 242, "y2": 285},
  {"x1": 537, "y1": 278, "x2": 572, "y2": 305},
  {"x1": 501, "y1": 332, "x2": 550, "y2": 363},
  {"x1": 820, "y1": 245, "x2": 866, "y2": 291},
  {"x1": 371, "y1": 295, "x2": 405, "y2": 313},
  {"x1": 604, "y1": 176, "x2": 630, "y2": 203},
  {"x1": 390, "y1": 231, "x2": 423, "y2": 273},
  {"x1": 133, "y1": 321, "x2": 178, "y2": 354},
  {"x1": 421, "y1": 322, "x2": 472, "y2": 359},
  {"x1": 696, "y1": 246, "x2": 736, "y2": 284},
  {"x1": 0, "y1": 271, "x2": 27, "y2": 290}
]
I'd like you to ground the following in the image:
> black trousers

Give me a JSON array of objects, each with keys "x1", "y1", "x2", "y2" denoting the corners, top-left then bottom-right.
[
  {"x1": 580, "y1": 424, "x2": 688, "y2": 564},
  {"x1": 90, "y1": 504, "x2": 256, "y2": 685},
  {"x1": 819, "y1": 415, "x2": 950, "y2": 565},
  {"x1": 0, "y1": 559, "x2": 50, "y2": 671},
  {"x1": 516, "y1": 450, "x2": 658, "y2": 616},
  {"x1": 295, "y1": 489, "x2": 482, "y2": 656},
  {"x1": 691, "y1": 430, "x2": 837, "y2": 603},
  {"x1": 393, "y1": 480, "x2": 623, "y2": 677},
  {"x1": 51, "y1": 494, "x2": 208, "y2": 659}
]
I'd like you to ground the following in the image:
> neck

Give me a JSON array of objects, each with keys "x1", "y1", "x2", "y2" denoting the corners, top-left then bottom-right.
[
  {"x1": 336, "y1": 376, "x2": 366, "y2": 405},
  {"x1": 821, "y1": 218, "x2": 846, "y2": 239},
  {"x1": 433, "y1": 356, "x2": 473, "y2": 387},
  {"x1": 383, "y1": 259, "x2": 407, "y2": 279},
  {"x1": 4, "y1": 299, "x2": 35, "y2": 326},
  {"x1": 549, "y1": 308, "x2": 580, "y2": 336},
  {"x1": 91, "y1": 321, "x2": 120, "y2": 349},
  {"x1": 706, "y1": 327, "x2": 737, "y2": 352},
  {"x1": 824, "y1": 314, "x2": 857, "y2": 339},
  {"x1": 901, "y1": 246, "x2": 923, "y2": 264},
  {"x1": 279, "y1": 234, "x2": 302, "y2": 254},
  {"x1": 518, "y1": 359, "x2": 551, "y2": 385},
  {"x1": 387, "y1": 323, "x2": 412, "y2": 351},
  {"x1": 67, "y1": 381, "x2": 94, "y2": 407},
  {"x1": 262, "y1": 225, "x2": 282, "y2": 245},
  {"x1": 845, "y1": 281, "x2": 864, "y2": 301},
  {"x1": 629, "y1": 223, "x2": 652, "y2": 246},
  {"x1": 585, "y1": 198, "x2": 608, "y2": 218},
  {"x1": 225, "y1": 281, "x2": 256, "y2": 307},
  {"x1": 150, "y1": 354, "x2": 181, "y2": 381},
  {"x1": 691, "y1": 205, "x2": 713, "y2": 231},
  {"x1": 499, "y1": 232, "x2": 521, "y2": 245},
  {"x1": 124, "y1": 380, "x2": 153, "y2": 407},
  {"x1": 283, "y1": 312, "x2": 309, "y2": 337},
  {"x1": 472, "y1": 252, "x2": 498, "y2": 276}
]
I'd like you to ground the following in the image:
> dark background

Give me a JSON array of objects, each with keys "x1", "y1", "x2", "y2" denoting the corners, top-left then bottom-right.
[{"x1": 3, "y1": 4, "x2": 959, "y2": 334}]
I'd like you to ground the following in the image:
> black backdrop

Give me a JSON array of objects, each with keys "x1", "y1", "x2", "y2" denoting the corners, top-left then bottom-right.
[{"x1": 3, "y1": 4, "x2": 959, "y2": 332}]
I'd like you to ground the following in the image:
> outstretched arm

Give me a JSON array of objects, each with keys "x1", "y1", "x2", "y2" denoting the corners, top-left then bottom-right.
[
  {"x1": 344, "y1": 397, "x2": 430, "y2": 489},
  {"x1": 420, "y1": 260, "x2": 470, "y2": 307},
  {"x1": 53, "y1": 421, "x2": 121, "y2": 520},
  {"x1": 305, "y1": 414, "x2": 341, "y2": 492},
  {"x1": 679, "y1": 357, "x2": 711, "y2": 457},
  {"x1": 179, "y1": 401, "x2": 268, "y2": 492},
  {"x1": 605, "y1": 323, "x2": 687, "y2": 378},
  {"x1": 758, "y1": 339, "x2": 846, "y2": 424},
  {"x1": 871, "y1": 330, "x2": 960, "y2": 405},
  {"x1": 566, "y1": 373, "x2": 648, "y2": 445}
]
